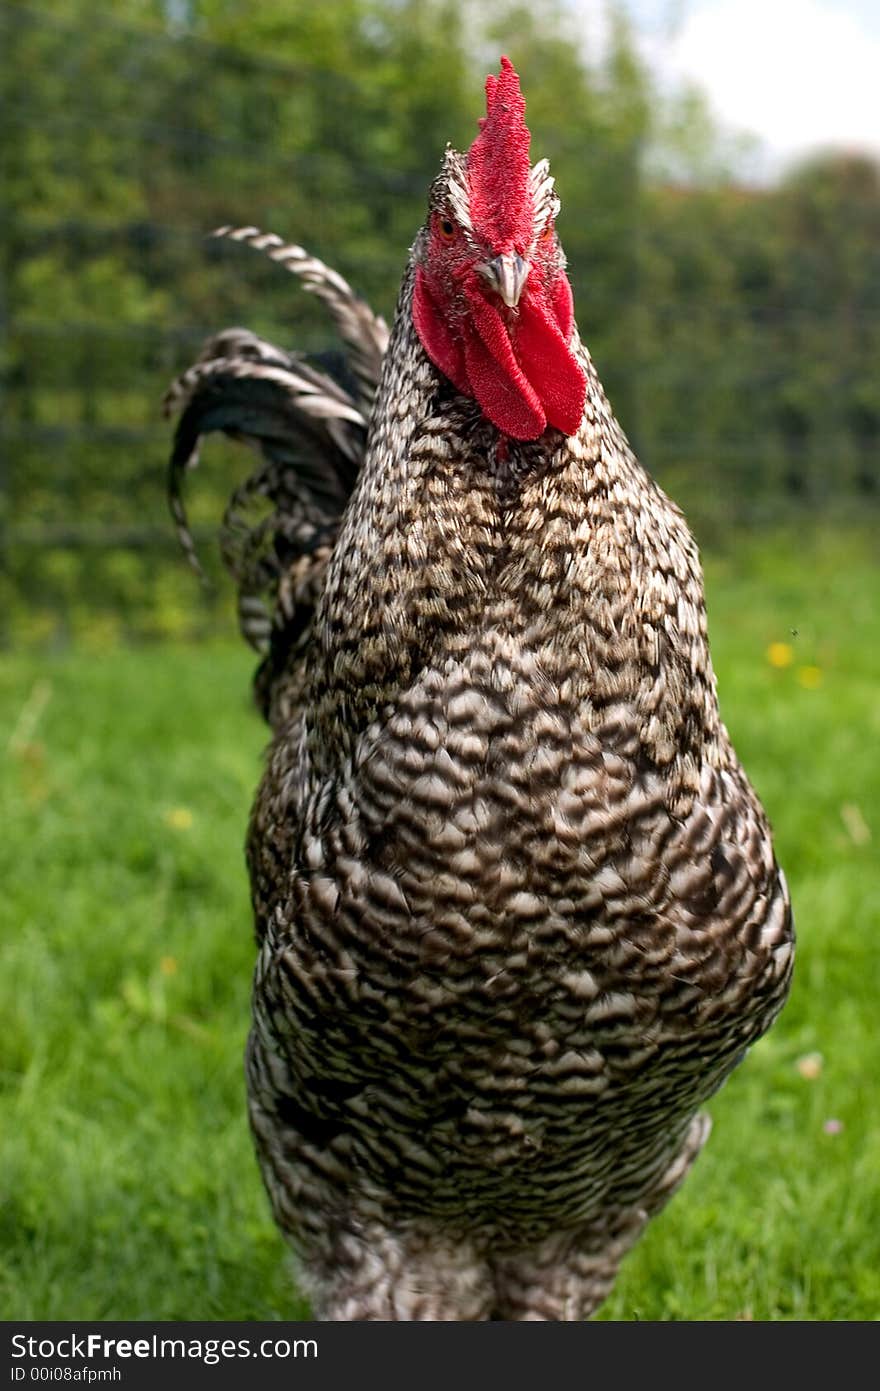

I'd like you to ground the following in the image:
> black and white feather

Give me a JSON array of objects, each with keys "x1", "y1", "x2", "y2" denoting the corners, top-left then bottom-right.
[
  {"x1": 164, "y1": 231, "x2": 387, "y2": 703},
  {"x1": 164, "y1": 201, "x2": 793, "y2": 1322}
]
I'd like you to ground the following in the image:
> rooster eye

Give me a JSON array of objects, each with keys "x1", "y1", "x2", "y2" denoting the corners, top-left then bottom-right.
[{"x1": 439, "y1": 217, "x2": 456, "y2": 239}]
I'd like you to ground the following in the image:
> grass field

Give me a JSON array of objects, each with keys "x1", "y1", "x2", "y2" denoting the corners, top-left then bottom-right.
[{"x1": 1, "y1": 527, "x2": 878, "y2": 1320}]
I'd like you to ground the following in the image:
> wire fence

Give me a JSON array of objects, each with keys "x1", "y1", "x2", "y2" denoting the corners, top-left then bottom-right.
[{"x1": 2, "y1": 1, "x2": 878, "y2": 646}]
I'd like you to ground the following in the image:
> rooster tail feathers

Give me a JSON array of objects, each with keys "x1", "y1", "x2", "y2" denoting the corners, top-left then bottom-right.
[
  {"x1": 164, "y1": 234, "x2": 385, "y2": 684},
  {"x1": 211, "y1": 226, "x2": 389, "y2": 414}
]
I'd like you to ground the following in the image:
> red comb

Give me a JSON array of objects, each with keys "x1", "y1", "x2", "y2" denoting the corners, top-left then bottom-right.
[{"x1": 467, "y1": 56, "x2": 533, "y2": 252}]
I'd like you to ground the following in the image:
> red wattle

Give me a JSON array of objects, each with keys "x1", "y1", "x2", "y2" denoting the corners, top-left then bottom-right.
[
  {"x1": 464, "y1": 288, "x2": 547, "y2": 439},
  {"x1": 462, "y1": 333, "x2": 546, "y2": 441},
  {"x1": 551, "y1": 272, "x2": 575, "y2": 345},
  {"x1": 514, "y1": 286, "x2": 586, "y2": 437},
  {"x1": 413, "y1": 265, "x2": 586, "y2": 442},
  {"x1": 413, "y1": 268, "x2": 469, "y2": 396}
]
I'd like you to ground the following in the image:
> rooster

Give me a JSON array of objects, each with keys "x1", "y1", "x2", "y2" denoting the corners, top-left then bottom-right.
[{"x1": 165, "y1": 58, "x2": 794, "y2": 1320}]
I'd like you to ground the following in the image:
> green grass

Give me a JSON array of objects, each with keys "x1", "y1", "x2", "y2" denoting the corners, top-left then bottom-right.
[{"x1": 1, "y1": 527, "x2": 878, "y2": 1320}]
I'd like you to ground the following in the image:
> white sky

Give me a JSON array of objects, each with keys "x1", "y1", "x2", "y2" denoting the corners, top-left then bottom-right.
[{"x1": 569, "y1": 0, "x2": 880, "y2": 177}]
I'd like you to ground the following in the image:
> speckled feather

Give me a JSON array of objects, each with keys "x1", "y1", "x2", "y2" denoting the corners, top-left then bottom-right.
[
  {"x1": 168, "y1": 126, "x2": 793, "y2": 1324},
  {"x1": 244, "y1": 258, "x2": 793, "y2": 1316}
]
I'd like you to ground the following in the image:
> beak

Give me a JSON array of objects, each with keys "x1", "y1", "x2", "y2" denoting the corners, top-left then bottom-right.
[{"x1": 479, "y1": 252, "x2": 530, "y2": 308}]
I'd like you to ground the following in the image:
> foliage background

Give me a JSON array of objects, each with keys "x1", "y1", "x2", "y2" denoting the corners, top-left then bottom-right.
[
  {"x1": 1, "y1": 0, "x2": 878, "y2": 1322},
  {"x1": 3, "y1": 0, "x2": 879, "y2": 646}
]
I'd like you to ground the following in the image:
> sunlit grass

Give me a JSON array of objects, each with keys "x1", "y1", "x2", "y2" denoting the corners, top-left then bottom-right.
[{"x1": 1, "y1": 529, "x2": 877, "y2": 1319}]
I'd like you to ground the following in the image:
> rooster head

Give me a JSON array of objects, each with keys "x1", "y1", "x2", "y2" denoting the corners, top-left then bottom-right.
[{"x1": 413, "y1": 56, "x2": 587, "y2": 441}]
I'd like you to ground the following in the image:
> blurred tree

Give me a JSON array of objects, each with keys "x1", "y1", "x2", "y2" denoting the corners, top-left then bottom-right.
[
  {"x1": 775, "y1": 155, "x2": 880, "y2": 501},
  {"x1": 1, "y1": 0, "x2": 877, "y2": 644}
]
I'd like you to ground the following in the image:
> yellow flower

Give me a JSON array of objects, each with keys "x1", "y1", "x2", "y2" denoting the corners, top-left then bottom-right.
[
  {"x1": 766, "y1": 642, "x2": 794, "y2": 668},
  {"x1": 796, "y1": 1052, "x2": 823, "y2": 1080},
  {"x1": 797, "y1": 665, "x2": 822, "y2": 689},
  {"x1": 164, "y1": 806, "x2": 194, "y2": 831},
  {"x1": 840, "y1": 803, "x2": 870, "y2": 846},
  {"x1": 160, "y1": 956, "x2": 179, "y2": 977}
]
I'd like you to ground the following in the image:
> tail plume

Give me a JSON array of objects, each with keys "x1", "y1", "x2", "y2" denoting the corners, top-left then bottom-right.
[{"x1": 164, "y1": 233, "x2": 386, "y2": 720}]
